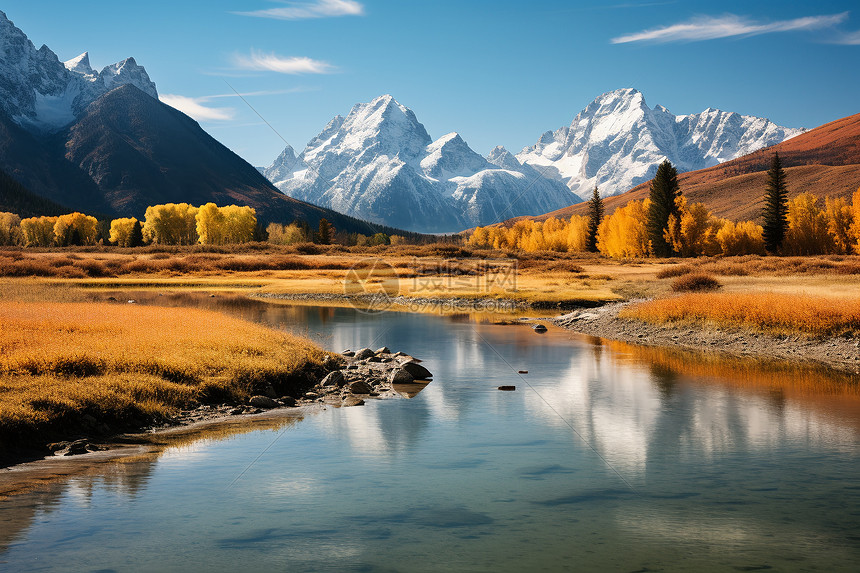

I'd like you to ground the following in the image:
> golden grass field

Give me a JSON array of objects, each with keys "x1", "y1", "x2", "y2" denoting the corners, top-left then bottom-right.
[
  {"x1": 0, "y1": 300, "x2": 327, "y2": 446},
  {"x1": 621, "y1": 292, "x2": 860, "y2": 337}
]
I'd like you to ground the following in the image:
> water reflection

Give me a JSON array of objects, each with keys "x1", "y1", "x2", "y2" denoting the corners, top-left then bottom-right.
[{"x1": 2, "y1": 298, "x2": 859, "y2": 571}]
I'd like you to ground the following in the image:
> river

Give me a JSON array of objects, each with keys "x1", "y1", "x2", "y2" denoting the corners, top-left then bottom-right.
[{"x1": 1, "y1": 295, "x2": 859, "y2": 571}]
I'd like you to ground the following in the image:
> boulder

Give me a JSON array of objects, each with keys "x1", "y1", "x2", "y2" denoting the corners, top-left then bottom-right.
[
  {"x1": 533, "y1": 324, "x2": 548, "y2": 333},
  {"x1": 389, "y1": 369, "x2": 415, "y2": 385},
  {"x1": 375, "y1": 346, "x2": 391, "y2": 355},
  {"x1": 349, "y1": 381, "x2": 373, "y2": 394},
  {"x1": 401, "y1": 361, "x2": 432, "y2": 380},
  {"x1": 64, "y1": 440, "x2": 90, "y2": 456},
  {"x1": 342, "y1": 350, "x2": 356, "y2": 357},
  {"x1": 321, "y1": 371, "x2": 346, "y2": 387},
  {"x1": 354, "y1": 348, "x2": 375, "y2": 360},
  {"x1": 279, "y1": 396, "x2": 298, "y2": 407},
  {"x1": 342, "y1": 396, "x2": 365, "y2": 407},
  {"x1": 249, "y1": 395, "x2": 280, "y2": 409}
]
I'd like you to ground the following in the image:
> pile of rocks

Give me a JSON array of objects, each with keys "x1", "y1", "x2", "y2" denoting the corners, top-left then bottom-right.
[{"x1": 247, "y1": 347, "x2": 433, "y2": 410}]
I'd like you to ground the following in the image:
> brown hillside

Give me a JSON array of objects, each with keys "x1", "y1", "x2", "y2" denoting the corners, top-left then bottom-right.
[{"x1": 505, "y1": 112, "x2": 860, "y2": 226}]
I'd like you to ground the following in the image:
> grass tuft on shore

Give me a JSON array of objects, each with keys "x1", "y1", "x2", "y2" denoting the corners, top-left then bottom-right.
[
  {"x1": 0, "y1": 302, "x2": 327, "y2": 445},
  {"x1": 622, "y1": 292, "x2": 860, "y2": 337}
]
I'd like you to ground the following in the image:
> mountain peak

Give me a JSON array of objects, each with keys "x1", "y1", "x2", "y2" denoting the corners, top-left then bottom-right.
[
  {"x1": 65, "y1": 52, "x2": 94, "y2": 76},
  {"x1": 0, "y1": 12, "x2": 158, "y2": 131},
  {"x1": 517, "y1": 88, "x2": 803, "y2": 198},
  {"x1": 337, "y1": 94, "x2": 431, "y2": 158},
  {"x1": 486, "y1": 146, "x2": 523, "y2": 170},
  {"x1": 94, "y1": 56, "x2": 158, "y2": 99},
  {"x1": 585, "y1": 88, "x2": 647, "y2": 115}
]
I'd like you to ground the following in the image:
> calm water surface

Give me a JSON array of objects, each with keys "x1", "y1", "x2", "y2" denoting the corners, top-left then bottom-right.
[{"x1": 2, "y1": 296, "x2": 859, "y2": 572}]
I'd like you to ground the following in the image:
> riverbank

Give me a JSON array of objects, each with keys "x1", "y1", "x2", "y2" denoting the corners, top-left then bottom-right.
[
  {"x1": 552, "y1": 301, "x2": 860, "y2": 375},
  {"x1": 0, "y1": 345, "x2": 432, "y2": 497},
  {"x1": 0, "y1": 298, "x2": 432, "y2": 467}
]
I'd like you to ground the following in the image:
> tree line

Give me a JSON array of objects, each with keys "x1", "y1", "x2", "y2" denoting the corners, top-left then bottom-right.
[
  {"x1": 0, "y1": 203, "x2": 259, "y2": 247},
  {"x1": 469, "y1": 155, "x2": 860, "y2": 258},
  {"x1": 0, "y1": 202, "x2": 422, "y2": 248}
]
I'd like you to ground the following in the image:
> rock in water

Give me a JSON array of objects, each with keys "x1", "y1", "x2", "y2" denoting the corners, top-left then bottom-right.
[
  {"x1": 533, "y1": 324, "x2": 548, "y2": 333},
  {"x1": 389, "y1": 369, "x2": 414, "y2": 384},
  {"x1": 401, "y1": 361, "x2": 432, "y2": 380},
  {"x1": 349, "y1": 381, "x2": 373, "y2": 394}
]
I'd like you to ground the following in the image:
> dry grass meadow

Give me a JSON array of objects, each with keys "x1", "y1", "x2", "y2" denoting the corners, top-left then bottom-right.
[
  {"x1": 622, "y1": 292, "x2": 860, "y2": 337},
  {"x1": 0, "y1": 300, "x2": 327, "y2": 447}
]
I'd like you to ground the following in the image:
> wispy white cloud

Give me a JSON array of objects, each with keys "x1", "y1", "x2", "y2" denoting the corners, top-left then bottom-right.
[
  {"x1": 233, "y1": 50, "x2": 335, "y2": 74},
  {"x1": 159, "y1": 94, "x2": 236, "y2": 121},
  {"x1": 834, "y1": 29, "x2": 860, "y2": 44},
  {"x1": 235, "y1": 0, "x2": 364, "y2": 20},
  {"x1": 611, "y1": 12, "x2": 849, "y2": 44}
]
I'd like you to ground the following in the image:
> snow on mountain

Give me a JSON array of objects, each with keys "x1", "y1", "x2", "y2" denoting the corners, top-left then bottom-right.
[
  {"x1": 64, "y1": 52, "x2": 95, "y2": 77},
  {"x1": 0, "y1": 10, "x2": 157, "y2": 132},
  {"x1": 517, "y1": 88, "x2": 804, "y2": 198},
  {"x1": 264, "y1": 95, "x2": 578, "y2": 233}
]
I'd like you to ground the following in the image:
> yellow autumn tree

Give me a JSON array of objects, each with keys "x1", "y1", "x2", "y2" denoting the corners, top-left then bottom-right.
[
  {"x1": 467, "y1": 216, "x2": 588, "y2": 253},
  {"x1": 784, "y1": 193, "x2": 833, "y2": 255},
  {"x1": 0, "y1": 212, "x2": 22, "y2": 246},
  {"x1": 109, "y1": 217, "x2": 141, "y2": 248},
  {"x1": 850, "y1": 187, "x2": 860, "y2": 254},
  {"x1": 195, "y1": 204, "x2": 256, "y2": 245},
  {"x1": 715, "y1": 220, "x2": 766, "y2": 256},
  {"x1": 267, "y1": 222, "x2": 309, "y2": 245},
  {"x1": 195, "y1": 203, "x2": 226, "y2": 245},
  {"x1": 20, "y1": 216, "x2": 58, "y2": 247},
  {"x1": 665, "y1": 198, "x2": 723, "y2": 257},
  {"x1": 53, "y1": 212, "x2": 99, "y2": 246},
  {"x1": 825, "y1": 196, "x2": 855, "y2": 254},
  {"x1": 566, "y1": 215, "x2": 588, "y2": 252},
  {"x1": 220, "y1": 205, "x2": 257, "y2": 244},
  {"x1": 596, "y1": 199, "x2": 651, "y2": 259},
  {"x1": 143, "y1": 203, "x2": 199, "y2": 245}
]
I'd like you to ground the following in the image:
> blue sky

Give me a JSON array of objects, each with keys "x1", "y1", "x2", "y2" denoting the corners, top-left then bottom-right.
[{"x1": 4, "y1": 0, "x2": 859, "y2": 167}]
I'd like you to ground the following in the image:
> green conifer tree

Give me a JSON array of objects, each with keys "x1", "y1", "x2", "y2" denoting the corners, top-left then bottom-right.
[
  {"x1": 129, "y1": 219, "x2": 144, "y2": 247},
  {"x1": 646, "y1": 159, "x2": 681, "y2": 257},
  {"x1": 585, "y1": 186, "x2": 604, "y2": 253},
  {"x1": 318, "y1": 218, "x2": 333, "y2": 245},
  {"x1": 762, "y1": 152, "x2": 789, "y2": 254}
]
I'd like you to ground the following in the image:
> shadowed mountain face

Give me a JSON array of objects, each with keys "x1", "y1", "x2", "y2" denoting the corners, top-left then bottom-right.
[
  {"x1": 63, "y1": 84, "x2": 301, "y2": 219},
  {"x1": 505, "y1": 112, "x2": 860, "y2": 225},
  {"x1": 0, "y1": 111, "x2": 108, "y2": 213}
]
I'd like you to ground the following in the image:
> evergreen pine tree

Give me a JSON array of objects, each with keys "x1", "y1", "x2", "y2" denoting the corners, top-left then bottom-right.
[
  {"x1": 129, "y1": 219, "x2": 144, "y2": 247},
  {"x1": 762, "y1": 152, "x2": 789, "y2": 254},
  {"x1": 318, "y1": 218, "x2": 333, "y2": 245},
  {"x1": 585, "y1": 186, "x2": 604, "y2": 253},
  {"x1": 646, "y1": 159, "x2": 681, "y2": 257}
]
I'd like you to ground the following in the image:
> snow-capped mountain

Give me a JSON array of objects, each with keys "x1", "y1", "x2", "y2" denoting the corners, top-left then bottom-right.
[
  {"x1": 0, "y1": 10, "x2": 157, "y2": 132},
  {"x1": 517, "y1": 88, "x2": 804, "y2": 198},
  {"x1": 265, "y1": 95, "x2": 578, "y2": 233}
]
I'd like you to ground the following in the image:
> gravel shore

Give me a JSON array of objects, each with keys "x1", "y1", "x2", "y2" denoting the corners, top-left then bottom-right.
[{"x1": 551, "y1": 301, "x2": 860, "y2": 375}]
